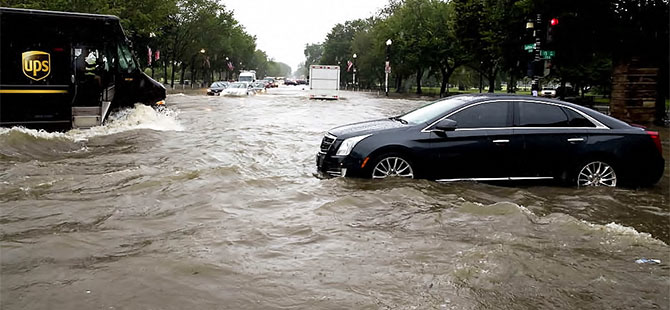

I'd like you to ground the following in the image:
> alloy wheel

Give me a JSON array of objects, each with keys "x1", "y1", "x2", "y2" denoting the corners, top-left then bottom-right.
[
  {"x1": 577, "y1": 161, "x2": 617, "y2": 187},
  {"x1": 372, "y1": 157, "x2": 414, "y2": 179}
]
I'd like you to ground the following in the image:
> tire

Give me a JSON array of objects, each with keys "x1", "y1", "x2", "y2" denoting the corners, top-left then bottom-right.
[
  {"x1": 575, "y1": 160, "x2": 617, "y2": 187},
  {"x1": 369, "y1": 153, "x2": 415, "y2": 179}
]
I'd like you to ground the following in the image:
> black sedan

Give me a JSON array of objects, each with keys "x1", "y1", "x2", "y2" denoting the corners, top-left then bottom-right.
[
  {"x1": 316, "y1": 94, "x2": 664, "y2": 187},
  {"x1": 206, "y1": 81, "x2": 229, "y2": 95}
]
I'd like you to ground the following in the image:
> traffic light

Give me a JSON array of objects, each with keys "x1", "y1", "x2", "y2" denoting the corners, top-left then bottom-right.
[{"x1": 546, "y1": 17, "x2": 558, "y2": 46}]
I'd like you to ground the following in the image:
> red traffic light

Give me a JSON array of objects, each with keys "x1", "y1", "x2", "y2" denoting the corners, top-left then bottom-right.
[{"x1": 550, "y1": 18, "x2": 559, "y2": 26}]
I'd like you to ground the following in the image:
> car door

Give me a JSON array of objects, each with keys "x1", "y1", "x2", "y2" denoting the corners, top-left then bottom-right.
[
  {"x1": 428, "y1": 100, "x2": 515, "y2": 181},
  {"x1": 512, "y1": 101, "x2": 592, "y2": 180}
]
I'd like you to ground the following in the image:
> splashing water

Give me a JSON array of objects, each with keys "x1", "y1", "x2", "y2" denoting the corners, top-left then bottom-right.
[{"x1": 0, "y1": 103, "x2": 183, "y2": 143}]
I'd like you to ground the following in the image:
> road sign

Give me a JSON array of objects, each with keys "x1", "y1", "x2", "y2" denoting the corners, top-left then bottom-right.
[
  {"x1": 524, "y1": 44, "x2": 535, "y2": 52},
  {"x1": 385, "y1": 61, "x2": 391, "y2": 73},
  {"x1": 541, "y1": 50, "x2": 555, "y2": 58}
]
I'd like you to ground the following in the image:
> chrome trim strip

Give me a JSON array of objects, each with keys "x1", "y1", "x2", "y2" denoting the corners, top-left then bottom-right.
[
  {"x1": 567, "y1": 138, "x2": 585, "y2": 142},
  {"x1": 509, "y1": 177, "x2": 554, "y2": 181},
  {"x1": 492, "y1": 139, "x2": 509, "y2": 143},
  {"x1": 436, "y1": 176, "x2": 554, "y2": 182},
  {"x1": 421, "y1": 98, "x2": 609, "y2": 133}
]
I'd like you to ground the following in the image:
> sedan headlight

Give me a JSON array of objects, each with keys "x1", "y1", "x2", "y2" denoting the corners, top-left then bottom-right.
[{"x1": 336, "y1": 134, "x2": 371, "y2": 156}]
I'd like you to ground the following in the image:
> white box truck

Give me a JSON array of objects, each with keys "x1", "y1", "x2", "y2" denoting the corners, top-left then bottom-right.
[
  {"x1": 309, "y1": 65, "x2": 340, "y2": 100},
  {"x1": 238, "y1": 70, "x2": 256, "y2": 82}
]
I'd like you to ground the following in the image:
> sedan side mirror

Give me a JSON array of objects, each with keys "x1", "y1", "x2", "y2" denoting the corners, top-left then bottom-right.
[{"x1": 434, "y1": 119, "x2": 458, "y2": 131}]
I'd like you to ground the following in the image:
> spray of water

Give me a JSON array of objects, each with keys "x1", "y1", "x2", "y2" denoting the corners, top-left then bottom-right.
[{"x1": 0, "y1": 104, "x2": 184, "y2": 143}]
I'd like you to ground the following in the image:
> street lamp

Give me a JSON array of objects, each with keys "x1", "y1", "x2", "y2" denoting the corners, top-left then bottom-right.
[
  {"x1": 385, "y1": 39, "x2": 392, "y2": 96},
  {"x1": 200, "y1": 48, "x2": 206, "y2": 87},
  {"x1": 352, "y1": 53, "x2": 357, "y2": 90},
  {"x1": 149, "y1": 32, "x2": 156, "y2": 78},
  {"x1": 225, "y1": 56, "x2": 229, "y2": 80}
]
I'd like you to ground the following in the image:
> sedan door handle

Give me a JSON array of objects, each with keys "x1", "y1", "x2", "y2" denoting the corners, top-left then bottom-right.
[
  {"x1": 567, "y1": 138, "x2": 585, "y2": 143},
  {"x1": 492, "y1": 139, "x2": 509, "y2": 143}
]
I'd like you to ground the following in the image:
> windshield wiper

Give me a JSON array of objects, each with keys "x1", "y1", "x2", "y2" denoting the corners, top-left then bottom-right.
[{"x1": 390, "y1": 116, "x2": 408, "y2": 124}]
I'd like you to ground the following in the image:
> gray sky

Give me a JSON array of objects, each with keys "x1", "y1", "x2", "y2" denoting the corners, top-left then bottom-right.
[{"x1": 221, "y1": 0, "x2": 389, "y2": 75}]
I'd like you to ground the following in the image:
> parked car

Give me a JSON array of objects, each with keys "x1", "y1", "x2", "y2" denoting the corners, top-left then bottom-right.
[
  {"x1": 221, "y1": 82, "x2": 253, "y2": 96},
  {"x1": 541, "y1": 87, "x2": 556, "y2": 97},
  {"x1": 207, "y1": 81, "x2": 229, "y2": 95},
  {"x1": 316, "y1": 94, "x2": 664, "y2": 187}
]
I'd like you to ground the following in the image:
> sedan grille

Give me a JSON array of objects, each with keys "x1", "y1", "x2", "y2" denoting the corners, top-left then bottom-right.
[{"x1": 320, "y1": 133, "x2": 336, "y2": 153}]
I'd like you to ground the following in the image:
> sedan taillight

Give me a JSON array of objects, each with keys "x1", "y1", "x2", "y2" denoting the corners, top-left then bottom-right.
[{"x1": 646, "y1": 131, "x2": 663, "y2": 154}]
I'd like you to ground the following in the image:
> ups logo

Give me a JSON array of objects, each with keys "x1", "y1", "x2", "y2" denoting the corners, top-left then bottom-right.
[{"x1": 22, "y1": 51, "x2": 51, "y2": 81}]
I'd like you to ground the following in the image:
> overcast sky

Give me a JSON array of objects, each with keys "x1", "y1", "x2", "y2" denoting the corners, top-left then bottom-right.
[{"x1": 221, "y1": 0, "x2": 390, "y2": 75}]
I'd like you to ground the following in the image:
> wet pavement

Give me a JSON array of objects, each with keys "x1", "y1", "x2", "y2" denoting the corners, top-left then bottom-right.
[{"x1": 1, "y1": 86, "x2": 668, "y2": 309}]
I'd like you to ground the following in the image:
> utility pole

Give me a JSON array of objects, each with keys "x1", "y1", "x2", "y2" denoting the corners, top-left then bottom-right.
[{"x1": 532, "y1": 13, "x2": 541, "y2": 96}]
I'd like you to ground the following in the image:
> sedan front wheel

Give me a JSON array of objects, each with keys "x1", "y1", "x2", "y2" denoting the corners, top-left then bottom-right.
[
  {"x1": 577, "y1": 161, "x2": 617, "y2": 187},
  {"x1": 371, "y1": 155, "x2": 414, "y2": 179}
]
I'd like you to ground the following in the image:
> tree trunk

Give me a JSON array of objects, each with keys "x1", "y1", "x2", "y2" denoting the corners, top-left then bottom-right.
[
  {"x1": 487, "y1": 69, "x2": 495, "y2": 93},
  {"x1": 163, "y1": 59, "x2": 168, "y2": 86},
  {"x1": 180, "y1": 65, "x2": 186, "y2": 87},
  {"x1": 440, "y1": 67, "x2": 456, "y2": 98},
  {"x1": 507, "y1": 72, "x2": 516, "y2": 93},
  {"x1": 417, "y1": 70, "x2": 424, "y2": 94},
  {"x1": 171, "y1": 61, "x2": 177, "y2": 89},
  {"x1": 559, "y1": 80, "x2": 566, "y2": 100},
  {"x1": 395, "y1": 75, "x2": 402, "y2": 93},
  {"x1": 440, "y1": 68, "x2": 448, "y2": 97}
]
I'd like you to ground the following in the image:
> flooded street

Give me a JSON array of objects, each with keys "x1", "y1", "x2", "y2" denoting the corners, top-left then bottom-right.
[{"x1": 1, "y1": 87, "x2": 669, "y2": 309}]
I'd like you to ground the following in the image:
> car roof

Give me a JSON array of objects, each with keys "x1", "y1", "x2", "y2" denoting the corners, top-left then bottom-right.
[{"x1": 441, "y1": 94, "x2": 630, "y2": 129}]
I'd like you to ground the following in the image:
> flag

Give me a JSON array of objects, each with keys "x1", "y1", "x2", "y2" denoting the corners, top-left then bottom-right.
[
  {"x1": 147, "y1": 46, "x2": 152, "y2": 65},
  {"x1": 227, "y1": 61, "x2": 234, "y2": 71},
  {"x1": 347, "y1": 60, "x2": 353, "y2": 72},
  {"x1": 154, "y1": 50, "x2": 160, "y2": 61}
]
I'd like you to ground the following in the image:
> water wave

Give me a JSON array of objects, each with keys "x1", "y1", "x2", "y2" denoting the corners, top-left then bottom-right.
[
  {"x1": 69, "y1": 104, "x2": 184, "y2": 140},
  {"x1": 0, "y1": 104, "x2": 182, "y2": 141}
]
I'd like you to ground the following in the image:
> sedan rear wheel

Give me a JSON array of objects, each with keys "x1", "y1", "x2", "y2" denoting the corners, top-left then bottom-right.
[
  {"x1": 371, "y1": 155, "x2": 414, "y2": 179},
  {"x1": 577, "y1": 161, "x2": 617, "y2": 187}
]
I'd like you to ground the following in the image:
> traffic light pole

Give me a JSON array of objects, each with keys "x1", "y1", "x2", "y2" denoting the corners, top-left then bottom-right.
[{"x1": 531, "y1": 13, "x2": 541, "y2": 96}]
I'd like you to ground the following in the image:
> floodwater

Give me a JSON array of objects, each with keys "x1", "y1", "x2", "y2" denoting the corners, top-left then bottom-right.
[{"x1": 1, "y1": 87, "x2": 668, "y2": 309}]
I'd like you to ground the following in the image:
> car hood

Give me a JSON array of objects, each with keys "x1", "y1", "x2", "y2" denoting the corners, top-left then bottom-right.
[{"x1": 328, "y1": 118, "x2": 406, "y2": 138}]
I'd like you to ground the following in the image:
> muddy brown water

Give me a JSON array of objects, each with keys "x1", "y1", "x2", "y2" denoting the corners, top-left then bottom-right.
[{"x1": 1, "y1": 88, "x2": 668, "y2": 309}]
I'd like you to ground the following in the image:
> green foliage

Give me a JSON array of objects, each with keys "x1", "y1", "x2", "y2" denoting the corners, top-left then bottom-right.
[{"x1": 304, "y1": 0, "x2": 667, "y2": 99}]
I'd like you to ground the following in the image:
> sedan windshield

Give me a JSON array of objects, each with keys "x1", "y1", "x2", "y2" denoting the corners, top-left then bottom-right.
[
  {"x1": 399, "y1": 96, "x2": 473, "y2": 124},
  {"x1": 230, "y1": 83, "x2": 246, "y2": 88}
]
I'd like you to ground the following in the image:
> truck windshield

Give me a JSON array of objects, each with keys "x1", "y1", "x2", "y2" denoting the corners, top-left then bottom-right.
[
  {"x1": 117, "y1": 43, "x2": 137, "y2": 73},
  {"x1": 239, "y1": 76, "x2": 253, "y2": 82}
]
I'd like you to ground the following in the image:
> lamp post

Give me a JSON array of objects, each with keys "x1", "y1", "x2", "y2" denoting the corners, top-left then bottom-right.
[
  {"x1": 200, "y1": 48, "x2": 206, "y2": 87},
  {"x1": 352, "y1": 53, "x2": 357, "y2": 91},
  {"x1": 225, "y1": 57, "x2": 229, "y2": 81},
  {"x1": 385, "y1": 39, "x2": 392, "y2": 96},
  {"x1": 149, "y1": 32, "x2": 156, "y2": 78}
]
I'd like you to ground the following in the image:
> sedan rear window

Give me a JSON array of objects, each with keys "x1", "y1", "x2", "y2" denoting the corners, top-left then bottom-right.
[
  {"x1": 564, "y1": 108, "x2": 596, "y2": 127},
  {"x1": 518, "y1": 102, "x2": 570, "y2": 127}
]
